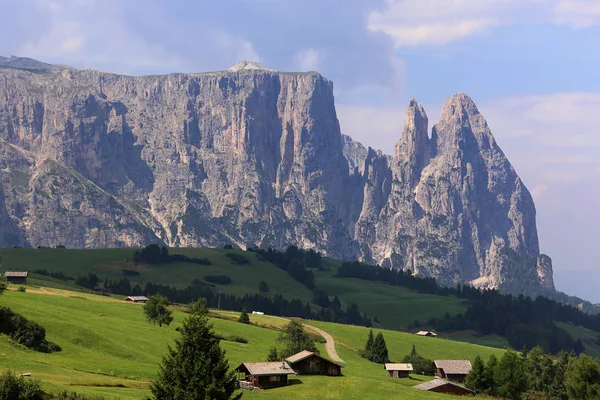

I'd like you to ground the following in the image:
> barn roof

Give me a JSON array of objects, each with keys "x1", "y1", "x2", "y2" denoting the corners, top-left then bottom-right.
[
  {"x1": 4, "y1": 271, "x2": 28, "y2": 277},
  {"x1": 385, "y1": 363, "x2": 413, "y2": 371},
  {"x1": 236, "y1": 362, "x2": 296, "y2": 376},
  {"x1": 434, "y1": 360, "x2": 472, "y2": 375},
  {"x1": 416, "y1": 330, "x2": 437, "y2": 336},
  {"x1": 124, "y1": 296, "x2": 148, "y2": 301},
  {"x1": 285, "y1": 351, "x2": 343, "y2": 368},
  {"x1": 414, "y1": 378, "x2": 473, "y2": 392}
]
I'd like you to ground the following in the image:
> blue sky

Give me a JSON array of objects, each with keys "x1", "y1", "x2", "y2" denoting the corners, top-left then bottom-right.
[{"x1": 1, "y1": 0, "x2": 599, "y2": 302}]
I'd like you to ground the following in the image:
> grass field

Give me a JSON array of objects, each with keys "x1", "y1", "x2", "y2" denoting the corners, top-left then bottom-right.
[
  {"x1": 1, "y1": 248, "x2": 468, "y2": 332},
  {"x1": 0, "y1": 286, "x2": 507, "y2": 399}
]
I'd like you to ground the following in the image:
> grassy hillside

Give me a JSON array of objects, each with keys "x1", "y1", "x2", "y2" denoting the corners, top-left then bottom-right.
[
  {"x1": 1, "y1": 248, "x2": 467, "y2": 331},
  {"x1": 0, "y1": 287, "x2": 506, "y2": 399}
]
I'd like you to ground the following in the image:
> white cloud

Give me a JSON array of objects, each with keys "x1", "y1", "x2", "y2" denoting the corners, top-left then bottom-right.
[
  {"x1": 552, "y1": 0, "x2": 600, "y2": 28},
  {"x1": 368, "y1": 0, "x2": 600, "y2": 47},
  {"x1": 530, "y1": 184, "x2": 549, "y2": 200},
  {"x1": 336, "y1": 104, "x2": 405, "y2": 152},
  {"x1": 295, "y1": 48, "x2": 322, "y2": 71}
]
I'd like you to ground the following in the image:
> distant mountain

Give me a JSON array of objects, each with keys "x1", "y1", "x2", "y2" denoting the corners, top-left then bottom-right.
[{"x1": 0, "y1": 56, "x2": 554, "y2": 295}]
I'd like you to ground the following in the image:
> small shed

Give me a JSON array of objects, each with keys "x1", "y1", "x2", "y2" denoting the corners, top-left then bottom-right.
[
  {"x1": 415, "y1": 330, "x2": 438, "y2": 337},
  {"x1": 286, "y1": 350, "x2": 343, "y2": 376},
  {"x1": 434, "y1": 360, "x2": 472, "y2": 383},
  {"x1": 4, "y1": 271, "x2": 27, "y2": 285},
  {"x1": 385, "y1": 363, "x2": 413, "y2": 378},
  {"x1": 123, "y1": 296, "x2": 148, "y2": 303},
  {"x1": 235, "y1": 361, "x2": 296, "y2": 390},
  {"x1": 414, "y1": 378, "x2": 474, "y2": 396}
]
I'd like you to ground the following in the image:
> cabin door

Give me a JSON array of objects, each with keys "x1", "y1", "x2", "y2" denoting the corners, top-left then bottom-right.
[{"x1": 393, "y1": 371, "x2": 398, "y2": 378}]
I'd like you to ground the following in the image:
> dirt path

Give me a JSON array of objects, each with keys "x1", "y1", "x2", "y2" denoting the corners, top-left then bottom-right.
[{"x1": 303, "y1": 323, "x2": 345, "y2": 363}]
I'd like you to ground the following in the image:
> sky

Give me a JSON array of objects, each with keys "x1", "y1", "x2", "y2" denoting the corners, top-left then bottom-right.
[{"x1": 0, "y1": 0, "x2": 598, "y2": 302}]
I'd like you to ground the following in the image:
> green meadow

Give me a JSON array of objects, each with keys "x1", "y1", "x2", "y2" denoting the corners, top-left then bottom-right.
[
  {"x1": 1, "y1": 248, "x2": 468, "y2": 332},
  {"x1": 0, "y1": 287, "x2": 506, "y2": 399}
]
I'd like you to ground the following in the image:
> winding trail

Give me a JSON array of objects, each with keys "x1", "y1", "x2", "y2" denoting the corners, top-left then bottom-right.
[{"x1": 303, "y1": 323, "x2": 345, "y2": 363}]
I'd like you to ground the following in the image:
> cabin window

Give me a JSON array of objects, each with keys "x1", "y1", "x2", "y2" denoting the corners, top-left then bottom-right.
[{"x1": 269, "y1": 376, "x2": 280, "y2": 382}]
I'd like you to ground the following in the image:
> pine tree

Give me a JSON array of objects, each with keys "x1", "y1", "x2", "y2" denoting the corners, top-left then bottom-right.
[
  {"x1": 564, "y1": 354, "x2": 600, "y2": 400},
  {"x1": 485, "y1": 354, "x2": 498, "y2": 396},
  {"x1": 364, "y1": 329, "x2": 375, "y2": 360},
  {"x1": 465, "y1": 356, "x2": 488, "y2": 393},
  {"x1": 494, "y1": 350, "x2": 528, "y2": 400},
  {"x1": 266, "y1": 347, "x2": 279, "y2": 362},
  {"x1": 278, "y1": 320, "x2": 317, "y2": 357},
  {"x1": 238, "y1": 308, "x2": 250, "y2": 324},
  {"x1": 148, "y1": 301, "x2": 241, "y2": 400},
  {"x1": 143, "y1": 295, "x2": 174, "y2": 327},
  {"x1": 371, "y1": 333, "x2": 389, "y2": 364}
]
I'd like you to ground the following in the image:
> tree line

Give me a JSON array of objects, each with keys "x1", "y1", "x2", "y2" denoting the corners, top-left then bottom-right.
[
  {"x1": 465, "y1": 346, "x2": 600, "y2": 400},
  {"x1": 337, "y1": 260, "x2": 600, "y2": 354}
]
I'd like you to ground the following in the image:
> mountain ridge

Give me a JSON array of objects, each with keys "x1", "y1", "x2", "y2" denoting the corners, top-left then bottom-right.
[{"x1": 0, "y1": 57, "x2": 554, "y2": 295}]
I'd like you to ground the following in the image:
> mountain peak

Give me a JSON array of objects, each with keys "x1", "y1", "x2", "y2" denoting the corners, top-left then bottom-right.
[{"x1": 228, "y1": 60, "x2": 274, "y2": 72}]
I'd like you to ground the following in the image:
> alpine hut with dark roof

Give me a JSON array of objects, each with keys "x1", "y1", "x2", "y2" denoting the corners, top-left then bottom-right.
[
  {"x1": 434, "y1": 360, "x2": 472, "y2": 383},
  {"x1": 235, "y1": 361, "x2": 296, "y2": 389},
  {"x1": 285, "y1": 350, "x2": 343, "y2": 376},
  {"x1": 4, "y1": 271, "x2": 27, "y2": 285}
]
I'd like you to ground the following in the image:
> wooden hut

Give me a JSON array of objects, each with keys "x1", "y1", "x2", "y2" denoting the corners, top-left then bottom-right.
[
  {"x1": 286, "y1": 350, "x2": 343, "y2": 376},
  {"x1": 414, "y1": 378, "x2": 474, "y2": 396},
  {"x1": 4, "y1": 271, "x2": 27, "y2": 285},
  {"x1": 235, "y1": 361, "x2": 296, "y2": 390},
  {"x1": 434, "y1": 360, "x2": 472, "y2": 383},
  {"x1": 385, "y1": 363, "x2": 413, "y2": 378},
  {"x1": 123, "y1": 296, "x2": 149, "y2": 303}
]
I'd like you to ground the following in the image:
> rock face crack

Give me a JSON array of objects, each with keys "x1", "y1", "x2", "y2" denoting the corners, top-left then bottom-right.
[{"x1": 0, "y1": 60, "x2": 553, "y2": 292}]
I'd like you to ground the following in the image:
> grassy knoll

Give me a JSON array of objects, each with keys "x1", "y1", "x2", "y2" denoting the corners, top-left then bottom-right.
[
  {"x1": 0, "y1": 287, "x2": 507, "y2": 399},
  {"x1": 2, "y1": 248, "x2": 467, "y2": 332},
  {"x1": 555, "y1": 321, "x2": 600, "y2": 358}
]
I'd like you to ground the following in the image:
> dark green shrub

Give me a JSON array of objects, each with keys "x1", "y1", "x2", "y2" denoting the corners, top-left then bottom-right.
[
  {"x1": 0, "y1": 370, "x2": 44, "y2": 400},
  {"x1": 225, "y1": 253, "x2": 249, "y2": 265},
  {"x1": 17, "y1": 286, "x2": 26, "y2": 293}
]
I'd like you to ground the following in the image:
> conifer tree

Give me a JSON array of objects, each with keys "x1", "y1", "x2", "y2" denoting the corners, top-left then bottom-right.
[
  {"x1": 485, "y1": 354, "x2": 498, "y2": 395},
  {"x1": 494, "y1": 350, "x2": 527, "y2": 400},
  {"x1": 148, "y1": 299, "x2": 241, "y2": 400},
  {"x1": 278, "y1": 320, "x2": 317, "y2": 357},
  {"x1": 371, "y1": 332, "x2": 389, "y2": 364},
  {"x1": 144, "y1": 295, "x2": 173, "y2": 327},
  {"x1": 364, "y1": 329, "x2": 374, "y2": 359},
  {"x1": 465, "y1": 356, "x2": 488, "y2": 393},
  {"x1": 266, "y1": 347, "x2": 279, "y2": 362},
  {"x1": 238, "y1": 308, "x2": 250, "y2": 324}
]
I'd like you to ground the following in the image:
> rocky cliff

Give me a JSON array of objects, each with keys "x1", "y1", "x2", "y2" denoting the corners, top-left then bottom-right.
[{"x1": 0, "y1": 59, "x2": 554, "y2": 292}]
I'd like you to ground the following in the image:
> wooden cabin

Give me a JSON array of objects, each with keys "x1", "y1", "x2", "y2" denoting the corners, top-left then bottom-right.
[
  {"x1": 385, "y1": 363, "x2": 413, "y2": 378},
  {"x1": 286, "y1": 350, "x2": 343, "y2": 376},
  {"x1": 414, "y1": 378, "x2": 474, "y2": 396},
  {"x1": 415, "y1": 330, "x2": 438, "y2": 337},
  {"x1": 434, "y1": 360, "x2": 472, "y2": 383},
  {"x1": 123, "y1": 296, "x2": 149, "y2": 303},
  {"x1": 235, "y1": 361, "x2": 296, "y2": 390},
  {"x1": 4, "y1": 271, "x2": 27, "y2": 285}
]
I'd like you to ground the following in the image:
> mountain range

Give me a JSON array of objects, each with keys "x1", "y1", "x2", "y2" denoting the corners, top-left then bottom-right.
[{"x1": 0, "y1": 58, "x2": 554, "y2": 294}]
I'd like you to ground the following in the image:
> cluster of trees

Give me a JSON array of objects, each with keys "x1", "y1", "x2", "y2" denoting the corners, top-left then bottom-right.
[
  {"x1": 103, "y1": 278, "x2": 372, "y2": 327},
  {"x1": 251, "y1": 246, "x2": 321, "y2": 289},
  {"x1": 133, "y1": 244, "x2": 211, "y2": 266},
  {"x1": 360, "y1": 330, "x2": 389, "y2": 364},
  {"x1": 401, "y1": 345, "x2": 434, "y2": 375},
  {"x1": 336, "y1": 259, "x2": 600, "y2": 354},
  {"x1": 225, "y1": 253, "x2": 250, "y2": 265},
  {"x1": 34, "y1": 269, "x2": 73, "y2": 281},
  {"x1": 267, "y1": 319, "x2": 318, "y2": 361},
  {"x1": 75, "y1": 272, "x2": 101, "y2": 290},
  {"x1": 465, "y1": 347, "x2": 600, "y2": 400}
]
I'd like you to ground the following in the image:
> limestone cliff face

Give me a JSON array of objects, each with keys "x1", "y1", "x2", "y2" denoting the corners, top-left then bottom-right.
[{"x1": 0, "y1": 60, "x2": 553, "y2": 292}]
